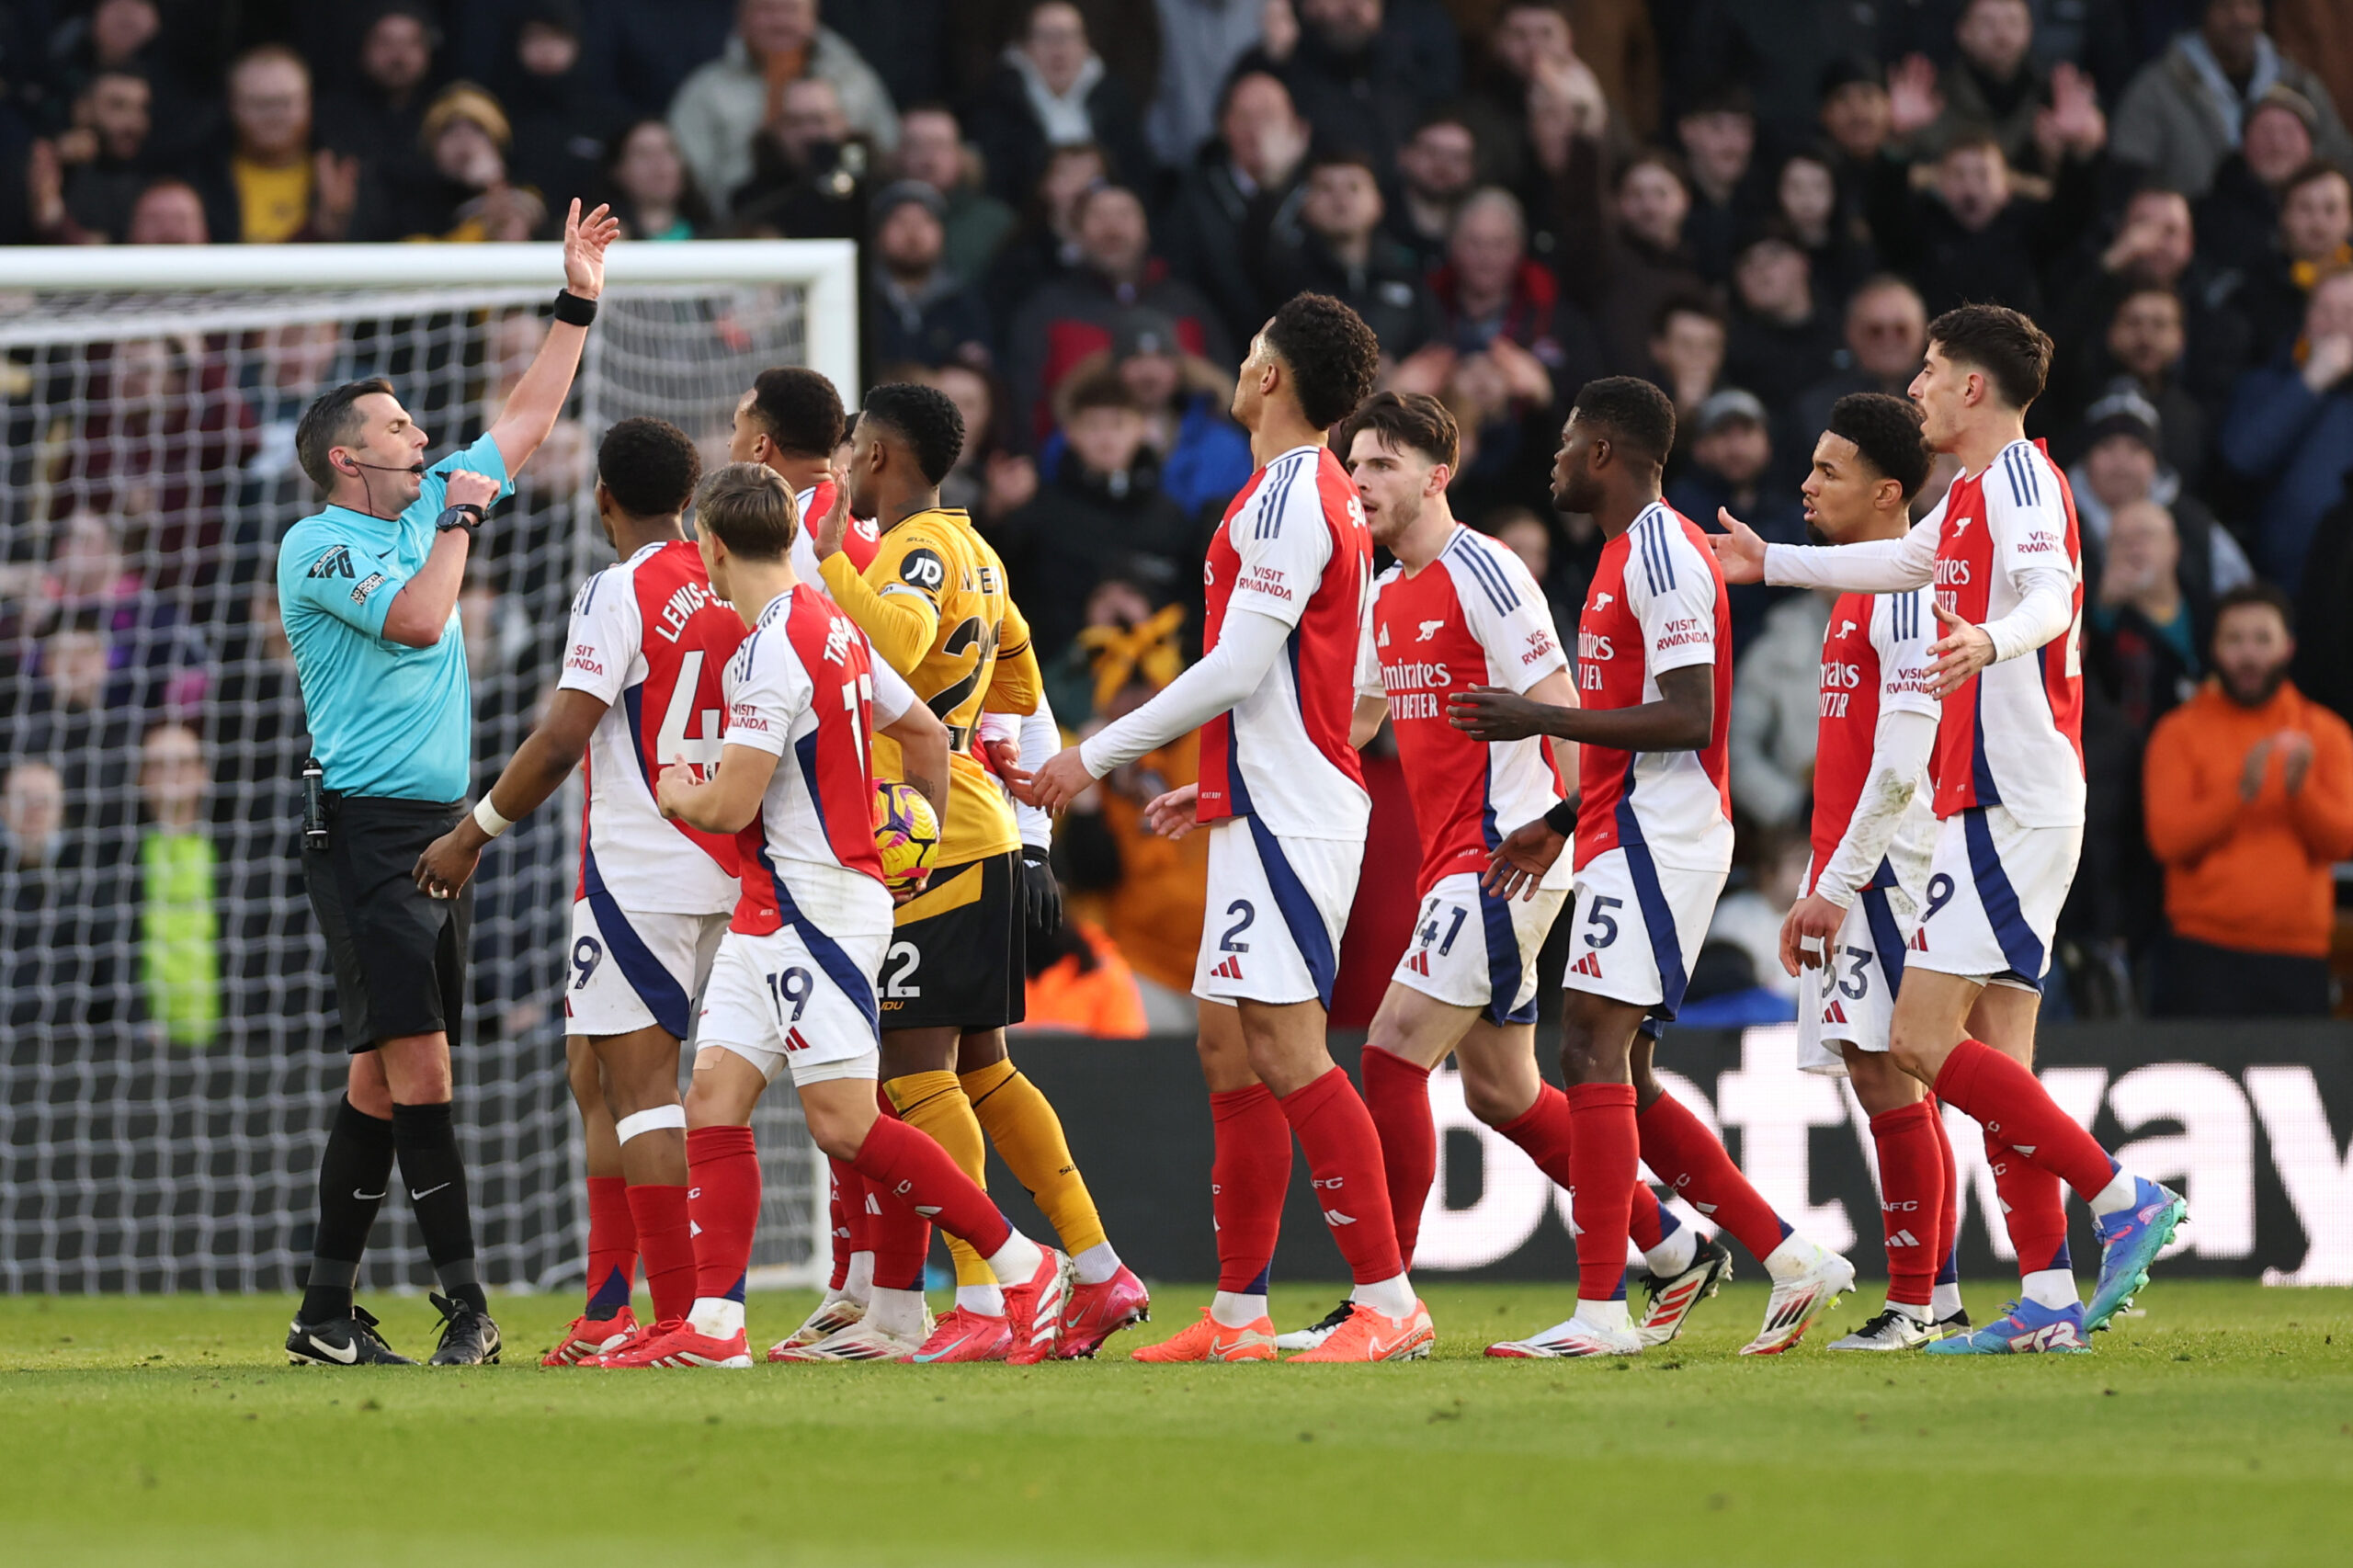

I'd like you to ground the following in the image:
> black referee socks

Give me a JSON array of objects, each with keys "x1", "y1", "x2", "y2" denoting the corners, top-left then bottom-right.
[
  {"x1": 392, "y1": 1101, "x2": 488, "y2": 1314},
  {"x1": 300, "y1": 1096, "x2": 396, "y2": 1324}
]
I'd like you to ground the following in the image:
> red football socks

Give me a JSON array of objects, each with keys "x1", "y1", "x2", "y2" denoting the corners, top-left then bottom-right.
[
  {"x1": 1927, "y1": 1096, "x2": 1961, "y2": 1277},
  {"x1": 1359, "y1": 1048, "x2": 1436, "y2": 1271},
  {"x1": 1493, "y1": 1084, "x2": 1673, "y2": 1249},
  {"x1": 862, "y1": 1095, "x2": 929, "y2": 1291},
  {"x1": 1637, "y1": 1090, "x2": 1791, "y2": 1264},
  {"x1": 1210, "y1": 1084, "x2": 1292, "y2": 1293},
  {"x1": 1279, "y1": 1067, "x2": 1404, "y2": 1286},
  {"x1": 624, "y1": 1182, "x2": 696, "y2": 1323},
  {"x1": 1985, "y1": 1128, "x2": 2072, "y2": 1277},
  {"x1": 1934, "y1": 1039, "x2": 2119, "y2": 1199},
  {"x1": 1867, "y1": 1100, "x2": 1944, "y2": 1307},
  {"x1": 1566, "y1": 1083, "x2": 1638, "y2": 1301},
  {"x1": 824, "y1": 1156, "x2": 862, "y2": 1291},
  {"x1": 685, "y1": 1125, "x2": 761, "y2": 1305},
  {"x1": 851, "y1": 1113, "x2": 1013, "y2": 1260},
  {"x1": 584, "y1": 1175, "x2": 636, "y2": 1316}
]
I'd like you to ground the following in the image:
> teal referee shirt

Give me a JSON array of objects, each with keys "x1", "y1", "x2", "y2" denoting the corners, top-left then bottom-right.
[{"x1": 278, "y1": 432, "x2": 514, "y2": 801}]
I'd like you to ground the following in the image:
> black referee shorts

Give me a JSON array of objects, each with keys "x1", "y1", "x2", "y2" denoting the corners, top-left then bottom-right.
[
  {"x1": 302, "y1": 795, "x2": 470, "y2": 1053},
  {"x1": 880, "y1": 851, "x2": 1026, "y2": 1032}
]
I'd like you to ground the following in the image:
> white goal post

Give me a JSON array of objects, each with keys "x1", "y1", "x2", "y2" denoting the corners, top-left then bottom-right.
[{"x1": 0, "y1": 239, "x2": 855, "y2": 1294}]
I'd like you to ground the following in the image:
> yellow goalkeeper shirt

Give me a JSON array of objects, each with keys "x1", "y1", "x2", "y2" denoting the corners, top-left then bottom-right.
[{"x1": 820, "y1": 507, "x2": 1040, "y2": 869}]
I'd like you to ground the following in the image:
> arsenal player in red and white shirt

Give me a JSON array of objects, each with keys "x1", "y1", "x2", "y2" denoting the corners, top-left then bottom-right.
[
  {"x1": 1714, "y1": 306, "x2": 2187, "y2": 1355},
  {"x1": 1771, "y1": 393, "x2": 1967, "y2": 1351},
  {"x1": 414, "y1": 417, "x2": 745, "y2": 1366},
  {"x1": 1452, "y1": 379, "x2": 1854, "y2": 1359},
  {"x1": 1262, "y1": 392, "x2": 1730, "y2": 1358},
  {"x1": 608, "y1": 461, "x2": 1070, "y2": 1371},
  {"x1": 1029, "y1": 296, "x2": 1433, "y2": 1364},
  {"x1": 726, "y1": 366, "x2": 881, "y2": 585},
  {"x1": 725, "y1": 365, "x2": 899, "y2": 1345}
]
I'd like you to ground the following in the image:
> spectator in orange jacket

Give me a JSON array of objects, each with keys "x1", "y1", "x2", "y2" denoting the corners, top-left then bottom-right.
[
  {"x1": 2143, "y1": 584, "x2": 2353, "y2": 1017},
  {"x1": 1021, "y1": 920, "x2": 1148, "y2": 1039}
]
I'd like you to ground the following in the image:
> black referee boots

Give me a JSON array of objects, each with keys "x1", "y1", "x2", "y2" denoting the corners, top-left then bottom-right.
[
  {"x1": 427, "y1": 1293, "x2": 502, "y2": 1366},
  {"x1": 286, "y1": 1304, "x2": 416, "y2": 1366}
]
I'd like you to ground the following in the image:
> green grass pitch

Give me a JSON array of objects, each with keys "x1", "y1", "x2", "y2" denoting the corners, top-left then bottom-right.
[{"x1": 5, "y1": 1280, "x2": 2348, "y2": 1567}]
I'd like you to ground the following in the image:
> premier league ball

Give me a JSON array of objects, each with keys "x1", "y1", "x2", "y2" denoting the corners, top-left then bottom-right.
[{"x1": 871, "y1": 780, "x2": 940, "y2": 892}]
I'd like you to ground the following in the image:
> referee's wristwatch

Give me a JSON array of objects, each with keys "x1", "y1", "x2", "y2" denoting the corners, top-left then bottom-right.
[{"x1": 437, "y1": 502, "x2": 486, "y2": 534}]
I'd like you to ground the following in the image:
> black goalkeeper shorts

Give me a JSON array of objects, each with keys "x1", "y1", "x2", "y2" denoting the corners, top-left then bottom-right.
[{"x1": 302, "y1": 795, "x2": 471, "y2": 1053}]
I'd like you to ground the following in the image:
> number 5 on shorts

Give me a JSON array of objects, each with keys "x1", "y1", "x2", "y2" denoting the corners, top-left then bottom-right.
[{"x1": 1582, "y1": 895, "x2": 1622, "y2": 949}]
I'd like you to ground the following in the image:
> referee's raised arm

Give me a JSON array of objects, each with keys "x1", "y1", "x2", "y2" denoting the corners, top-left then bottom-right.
[
  {"x1": 274, "y1": 203, "x2": 620, "y2": 1371},
  {"x1": 487, "y1": 200, "x2": 623, "y2": 474}
]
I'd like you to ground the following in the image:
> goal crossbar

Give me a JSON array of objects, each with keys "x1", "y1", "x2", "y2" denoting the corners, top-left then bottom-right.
[{"x1": 0, "y1": 238, "x2": 860, "y2": 397}]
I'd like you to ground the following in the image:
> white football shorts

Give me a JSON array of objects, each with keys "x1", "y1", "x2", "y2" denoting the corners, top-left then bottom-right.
[
  {"x1": 1795, "y1": 872, "x2": 1918, "y2": 1076},
  {"x1": 1392, "y1": 870, "x2": 1565, "y2": 1026},
  {"x1": 696, "y1": 881, "x2": 893, "y2": 1086},
  {"x1": 564, "y1": 898, "x2": 730, "y2": 1042},
  {"x1": 1909, "y1": 804, "x2": 2081, "y2": 991},
  {"x1": 1561, "y1": 843, "x2": 1729, "y2": 1028},
  {"x1": 1192, "y1": 816, "x2": 1363, "y2": 1009}
]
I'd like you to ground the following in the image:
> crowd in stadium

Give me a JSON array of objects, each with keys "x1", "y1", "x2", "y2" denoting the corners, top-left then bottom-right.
[{"x1": 6, "y1": 0, "x2": 2353, "y2": 1038}]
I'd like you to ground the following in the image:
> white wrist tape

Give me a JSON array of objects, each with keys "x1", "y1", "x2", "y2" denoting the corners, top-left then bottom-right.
[
  {"x1": 472, "y1": 797, "x2": 513, "y2": 839},
  {"x1": 615, "y1": 1105, "x2": 688, "y2": 1144}
]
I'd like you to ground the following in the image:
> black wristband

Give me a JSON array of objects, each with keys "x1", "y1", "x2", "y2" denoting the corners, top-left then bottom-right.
[
  {"x1": 437, "y1": 504, "x2": 483, "y2": 533},
  {"x1": 551, "y1": 289, "x2": 597, "y2": 326},
  {"x1": 1543, "y1": 798, "x2": 1577, "y2": 835}
]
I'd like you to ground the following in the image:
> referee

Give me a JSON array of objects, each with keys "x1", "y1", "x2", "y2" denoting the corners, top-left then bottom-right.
[{"x1": 278, "y1": 199, "x2": 620, "y2": 1368}]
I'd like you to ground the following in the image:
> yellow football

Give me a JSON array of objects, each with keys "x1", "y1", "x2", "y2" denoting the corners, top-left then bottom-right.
[{"x1": 871, "y1": 780, "x2": 940, "y2": 892}]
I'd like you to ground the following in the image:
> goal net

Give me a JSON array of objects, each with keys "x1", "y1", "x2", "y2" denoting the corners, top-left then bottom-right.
[{"x1": 0, "y1": 240, "x2": 857, "y2": 1294}]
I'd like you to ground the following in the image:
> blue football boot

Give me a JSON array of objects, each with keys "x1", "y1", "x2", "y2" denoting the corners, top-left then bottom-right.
[
  {"x1": 1923, "y1": 1296, "x2": 2090, "y2": 1355},
  {"x1": 2086, "y1": 1176, "x2": 2188, "y2": 1332}
]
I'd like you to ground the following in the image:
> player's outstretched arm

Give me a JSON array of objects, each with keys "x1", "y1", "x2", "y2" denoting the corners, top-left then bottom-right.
[
  {"x1": 658, "y1": 743, "x2": 779, "y2": 834},
  {"x1": 1718, "y1": 505, "x2": 1940, "y2": 595},
  {"x1": 1347, "y1": 693, "x2": 1389, "y2": 749},
  {"x1": 1708, "y1": 507, "x2": 1770, "y2": 584},
  {"x1": 1029, "y1": 607, "x2": 1292, "y2": 812},
  {"x1": 413, "y1": 687, "x2": 610, "y2": 899},
  {"x1": 1450, "y1": 665, "x2": 1712, "y2": 753},
  {"x1": 487, "y1": 199, "x2": 621, "y2": 474}
]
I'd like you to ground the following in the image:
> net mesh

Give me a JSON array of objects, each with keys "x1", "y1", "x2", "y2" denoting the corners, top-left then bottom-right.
[{"x1": 0, "y1": 276, "x2": 826, "y2": 1293}]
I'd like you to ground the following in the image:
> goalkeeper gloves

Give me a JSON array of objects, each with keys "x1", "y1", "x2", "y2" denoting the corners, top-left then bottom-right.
[{"x1": 1017, "y1": 845, "x2": 1063, "y2": 937}]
